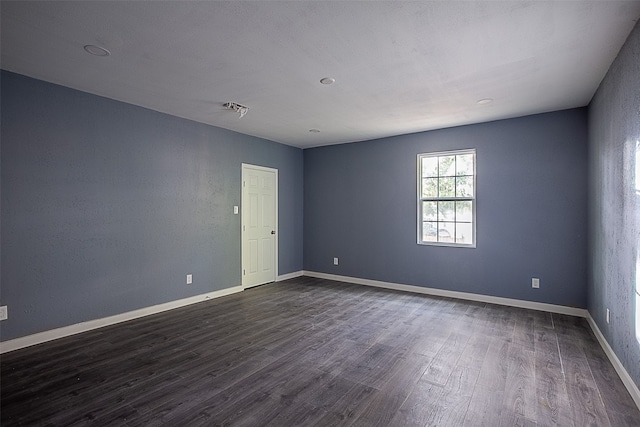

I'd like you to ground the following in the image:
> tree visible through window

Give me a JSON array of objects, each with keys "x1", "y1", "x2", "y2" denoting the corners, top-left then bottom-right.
[{"x1": 418, "y1": 149, "x2": 476, "y2": 247}]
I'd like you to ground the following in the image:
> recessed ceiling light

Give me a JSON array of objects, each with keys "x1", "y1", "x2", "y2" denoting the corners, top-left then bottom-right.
[
  {"x1": 84, "y1": 45, "x2": 111, "y2": 57},
  {"x1": 319, "y1": 77, "x2": 335, "y2": 85},
  {"x1": 476, "y1": 98, "x2": 493, "y2": 105},
  {"x1": 309, "y1": 129, "x2": 321, "y2": 133}
]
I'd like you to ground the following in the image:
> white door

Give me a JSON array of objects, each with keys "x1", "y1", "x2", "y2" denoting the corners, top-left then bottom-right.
[{"x1": 242, "y1": 164, "x2": 277, "y2": 288}]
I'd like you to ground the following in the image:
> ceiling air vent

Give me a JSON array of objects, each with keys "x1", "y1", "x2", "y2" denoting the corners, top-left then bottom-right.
[{"x1": 223, "y1": 102, "x2": 249, "y2": 118}]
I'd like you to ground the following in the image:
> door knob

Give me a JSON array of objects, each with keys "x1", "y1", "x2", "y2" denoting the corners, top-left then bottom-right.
[{"x1": 271, "y1": 230, "x2": 276, "y2": 235}]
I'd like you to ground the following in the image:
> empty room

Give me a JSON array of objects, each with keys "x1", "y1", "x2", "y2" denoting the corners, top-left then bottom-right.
[{"x1": 1, "y1": 1, "x2": 640, "y2": 426}]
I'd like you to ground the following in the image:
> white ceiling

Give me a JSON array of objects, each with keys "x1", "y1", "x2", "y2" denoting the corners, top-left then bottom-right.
[{"x1": 2, "y1": 1, "x2": 639, "y2": 148}]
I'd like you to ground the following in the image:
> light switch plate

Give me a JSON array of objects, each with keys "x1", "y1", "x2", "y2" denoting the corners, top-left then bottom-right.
[{"x1": 234, "y1": 206, "x2": 239, "y2": 215}]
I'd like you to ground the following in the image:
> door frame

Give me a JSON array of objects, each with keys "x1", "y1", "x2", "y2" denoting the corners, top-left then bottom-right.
[{"x1": 241, "y1": 163, "x2": 278, "y2": 289}]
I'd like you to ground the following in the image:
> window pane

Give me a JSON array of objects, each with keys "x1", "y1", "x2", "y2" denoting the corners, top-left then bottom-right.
[
  {"x1": 456, "y1": 176, "x2": 473, "y2": 197},
  {"x1": 456, "y1": 222, "x2": 473, "y2": 244},
  {"x1": 422, "y1": 222, "x2": 438, "y2": 242},
  {"x1": 422, "y1": 201, "x2": 437, "y2": 221},
  {"x1": 439, "y1": 156, "x2": 456, "y2": 176},
  {"x1": 439, "y1": 177, "x2": 455, "y2": 197},
  {"x1": 438, "y1": 222, "x2": 455, "y2": 242},
  {"x1": 418, "y1": 150, "x2": 476, "y2": 247},
  {"x1": 422, "y1": 178, "x2": 438, "y2": 198},
  {"x1": 456, "y1": 201, "x2": 473, "y2": 222},
  {"x1": 456, "y1": 154, "x2": 474, "y2": 176},
  {"x1": 438, "y1": 201, "x2": 455, "y2": 221},
  {"x1": 422, "y1": 157, "x2": 439, "y2": 178}
]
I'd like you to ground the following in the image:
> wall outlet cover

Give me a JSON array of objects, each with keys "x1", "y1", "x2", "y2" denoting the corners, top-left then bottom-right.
[
  {"x1": 0, "y1": 306, "x2": 7, "y2": 321},
  {"x1": 333, "y1": 257, "x2": 339, "y2": 265},
  {"x1": 186, "y1": 274, "x2": 193, "y2": 285}
]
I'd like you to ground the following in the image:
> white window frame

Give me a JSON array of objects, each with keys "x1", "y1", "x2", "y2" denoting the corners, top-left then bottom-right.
[{"x1": 417, "y1": 149, "x2": 476, "y2": 248}]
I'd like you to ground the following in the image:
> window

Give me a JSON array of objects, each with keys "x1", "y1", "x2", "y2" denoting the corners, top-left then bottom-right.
[{"x1": 418, "y1": 149, "x2": 476, "y2": 247}]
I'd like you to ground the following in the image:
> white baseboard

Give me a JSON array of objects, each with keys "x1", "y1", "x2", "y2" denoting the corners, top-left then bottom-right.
[
  {"x1": 276, "y1": 270, "x2": 304, "y2": 281},
  {"x1": 586, "y1": 314, "x2": 640, "y2": 410},
  {"x1": 0, "y1": 285, "x2": 243, "y2": 354},
  {"x1": 303, "y1": 271, "x2": 588, "y2": 317},
  {"x1": 1, "y1": 274, "x2": 304, "y2": 354}
]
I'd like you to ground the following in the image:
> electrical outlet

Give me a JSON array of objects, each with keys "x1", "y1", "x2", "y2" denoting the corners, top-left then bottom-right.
[
  {"x1": 333, "y1": 257, "x2": 339, "y2": 266},
  {"x1": 606, "y1": 308, "x2": 610, "y2": 324},
  {"x1": 0, "y1": 306, "x2": 7, "y2": 321},
  {"x1": 186, "y1": 274, "x2": 193, "y2": 285},
  {"x1": 532, "y1": 278, "x2": 540, "y2": 289}
]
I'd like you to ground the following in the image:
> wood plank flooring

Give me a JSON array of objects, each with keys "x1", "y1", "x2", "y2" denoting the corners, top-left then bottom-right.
[{"x1": 2, "y1": 276, "x2": 639, "y2": 426}]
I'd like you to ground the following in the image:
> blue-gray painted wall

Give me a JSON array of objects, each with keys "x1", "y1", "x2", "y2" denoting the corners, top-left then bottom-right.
[
  {"x1": 588, "y1": 21, "x2": 640, "y2": 389},
  {"x1": 0, "y1": 71, "x2": 303, "y2": 341},
  {"x1": 304, "y1": 109, "x2": 588, "y2": 308}
]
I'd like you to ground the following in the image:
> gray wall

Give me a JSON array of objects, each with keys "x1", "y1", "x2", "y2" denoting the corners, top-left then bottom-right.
[
  {"x1": 304, "y1": 109, "x2": 588, "y2": 308},
  {"x1": 588, "y1": 21, "x2": 640, "y2": 388},
  {"x1": 0, "y1": 71, "x2": 303, "y2": 341}
]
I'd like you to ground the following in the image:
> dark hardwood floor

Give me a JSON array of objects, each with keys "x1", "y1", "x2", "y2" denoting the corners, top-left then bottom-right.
[{"x1": 2, "y1": 276, "x2": 639, "y2": 426}]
